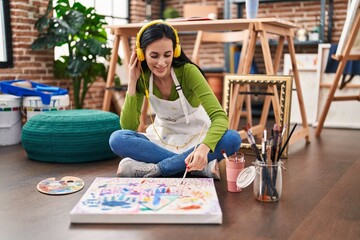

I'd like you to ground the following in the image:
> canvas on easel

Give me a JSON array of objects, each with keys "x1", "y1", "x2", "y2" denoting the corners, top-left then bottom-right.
[
  {"x1": 314, "y1": 44, "x2": 360, "y2": 129},
  {"x1": 283, "y1": 53, "x2": 318, "y2": 125},
  {"x1": 315, "y1": 1, "x2": 360, "y2": 136},
  {"x1": 336, "y1": 0, "x2": 360, "y2": 58},
  {"x1": 70, "y1": 177, "x2": 222, "y2": 224}
]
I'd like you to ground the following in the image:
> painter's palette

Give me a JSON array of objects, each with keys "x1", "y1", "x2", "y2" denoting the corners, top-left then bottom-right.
[
  {"x1": 37, "y1": 176, "x2": 84, "y2": 195},
  {"x1": 70, "y1": 177, "x2": 222, "y2": 224}
]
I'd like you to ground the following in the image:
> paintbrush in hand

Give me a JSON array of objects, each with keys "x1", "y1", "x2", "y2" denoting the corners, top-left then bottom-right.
[{"x1": 180, "y1": 123, "x2": 207, "y2": 185}]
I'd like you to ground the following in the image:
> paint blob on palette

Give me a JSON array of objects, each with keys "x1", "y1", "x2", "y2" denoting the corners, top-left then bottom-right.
[{"x1": 70, "y1": 177, "x2": 222, "y2": 224}]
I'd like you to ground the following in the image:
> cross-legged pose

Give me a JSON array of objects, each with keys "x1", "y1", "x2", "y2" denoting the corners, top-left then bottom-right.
[{"x1": 109, "y1": 20, "x2": 241, "y2": 178}]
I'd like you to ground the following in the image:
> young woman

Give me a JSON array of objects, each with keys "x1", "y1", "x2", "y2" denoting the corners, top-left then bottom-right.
[{"x1": 109, "y1": 20, "x2": 241, "y2": 178}]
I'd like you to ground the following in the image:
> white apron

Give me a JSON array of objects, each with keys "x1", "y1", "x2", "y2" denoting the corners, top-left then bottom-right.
[{"x1": 143, "y1": 68, "x2": 211, "y2": 153}]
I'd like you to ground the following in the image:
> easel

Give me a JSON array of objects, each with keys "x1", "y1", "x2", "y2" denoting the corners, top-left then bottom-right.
[
  {"x1": 191, "y1": 30, "x2": 253, "y2": 125},
  {"x1": 229, "y1": 22, "x2": 310, "y2": 145},
  {"x1": 316, "y1": 8, "x2": 360, "y2": 136}
]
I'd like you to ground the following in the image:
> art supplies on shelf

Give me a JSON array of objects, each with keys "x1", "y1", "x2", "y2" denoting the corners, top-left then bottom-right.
[{"x1": 70, "y1": 177, "x2": 222, "y2": 224}]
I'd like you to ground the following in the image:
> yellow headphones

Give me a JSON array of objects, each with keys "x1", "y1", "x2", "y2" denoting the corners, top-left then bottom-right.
[{"x1": 135, "y1": 20, "x2": 181, "y2": 61}]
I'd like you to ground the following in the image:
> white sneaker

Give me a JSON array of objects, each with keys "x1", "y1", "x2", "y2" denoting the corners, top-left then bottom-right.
[
  {"x1": 116, "y1": 158, "x2": 159, "y2": 177},
  {"x1": 191, "y1": 160, "x2": 220, "y2": 180}
]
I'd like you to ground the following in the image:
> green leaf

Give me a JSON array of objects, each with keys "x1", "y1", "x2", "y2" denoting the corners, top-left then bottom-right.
[
  {"x1": 72, "y1": 2, "x2": 87, "y2": 13},
  {"x1": 87, "y1": 38, "x2": 104, "y2": 55},
  {"x1": 34, "y1": 0, "x2": 53, "y2": 32},
  {"x1": 56, "y1": 0, "x2": 70, "y2": 5},
  {"x1": 88, "y1": 62, "x2": 106, "y2": 76},
  {"x1": 89, "y1": 29, "x2": 108, "y2": 43},
  {"x1": 31, "y1": 35, "x2": 64, "y2": 49},
  {"x1": 54, "y1": 57, "x2": 69, "y2": 79},
  {"x1": 58, "y1": 10, "x2": 84, "y2": 35},
  {"x1": 31, "y1": 36, "x2": 51, "y2": 50},
  {"x1": 68, "y1": 55, "x2": 90, "y2": 77},
  {"x1": 34, "y1": 15, "x2": 51, "y2": 33}
]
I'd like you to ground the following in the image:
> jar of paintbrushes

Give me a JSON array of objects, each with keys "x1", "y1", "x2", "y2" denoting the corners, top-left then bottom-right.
[
  {"x1": 253, "y1": 160, "x2": 282, "y2": 202},
  {"x1": 243, "y1": 123, "x2": 296, "y2": 202}
]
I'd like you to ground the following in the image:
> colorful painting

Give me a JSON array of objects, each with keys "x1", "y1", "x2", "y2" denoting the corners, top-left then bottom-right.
[{"x1": 70, "y1": 177, "x2": 222, "y2": 224}]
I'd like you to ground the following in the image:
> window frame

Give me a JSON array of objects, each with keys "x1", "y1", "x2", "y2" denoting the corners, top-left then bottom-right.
[{"x1": 0, "y1": 0, "x2": 14, "y2": 68}]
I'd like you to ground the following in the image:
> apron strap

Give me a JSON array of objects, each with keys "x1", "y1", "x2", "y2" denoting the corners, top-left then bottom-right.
[{"x1": 171, "y1": 69, "x2": 190, "y2": 124}]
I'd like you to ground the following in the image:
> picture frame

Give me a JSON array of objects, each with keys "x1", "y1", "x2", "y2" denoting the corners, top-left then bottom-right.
[{"x1": 223, "y1": 74, "x2": 293, "y2": 158}]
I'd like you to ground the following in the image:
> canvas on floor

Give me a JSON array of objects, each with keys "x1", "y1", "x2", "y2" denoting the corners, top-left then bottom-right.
[{"x1": 70, "y1": 177, "x2": 222, "y2": 224}]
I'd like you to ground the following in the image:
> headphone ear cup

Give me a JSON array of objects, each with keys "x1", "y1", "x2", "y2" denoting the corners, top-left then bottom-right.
[
  {"x1": 136, "y1": 48, "x2": 145, "y2": 62},
  {"x1": 174, "y1": 44, "x2": 181, "y2": 58}
]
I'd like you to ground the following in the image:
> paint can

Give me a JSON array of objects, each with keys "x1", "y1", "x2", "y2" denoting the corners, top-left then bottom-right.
[
  {"x1": 0, "y1": 94, "x2": 22, "y2": 146},
  {"x1": 22, "y1": 94, "x2": 70, "y2": 121}
]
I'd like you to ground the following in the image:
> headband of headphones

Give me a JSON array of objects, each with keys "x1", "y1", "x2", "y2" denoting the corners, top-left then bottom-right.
[{"x1": 135, "y1": 20, "x2": 181, "y2": 61}]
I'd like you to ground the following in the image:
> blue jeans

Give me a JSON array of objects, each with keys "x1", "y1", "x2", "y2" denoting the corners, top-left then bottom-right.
[{"x1": 109, "y1": 129, "x2": 241, "y2": 177}]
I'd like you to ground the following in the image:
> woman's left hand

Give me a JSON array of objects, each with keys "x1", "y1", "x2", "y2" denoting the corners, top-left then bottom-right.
[{"x1": 185, "y1": 144, "x2": 210, "y2": 171}]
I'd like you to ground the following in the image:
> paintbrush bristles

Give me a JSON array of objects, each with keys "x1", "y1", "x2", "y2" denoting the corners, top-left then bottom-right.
[
  {"x1": 221, "y1": 150, "x2": 230, "y2": 162},
  {"x1": 245, "y1": 125, "x2": 263, "y2": 162},
  {"x1": 246, "y1": 123, "x2": 293, "y2": 164}
]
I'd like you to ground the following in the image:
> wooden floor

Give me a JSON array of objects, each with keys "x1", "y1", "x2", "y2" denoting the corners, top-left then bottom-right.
[{"x1": 0, "y1": 127, "x2": 359, "y2": 240}]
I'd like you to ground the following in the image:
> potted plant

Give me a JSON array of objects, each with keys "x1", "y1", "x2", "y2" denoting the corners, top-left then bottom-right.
[
  {"x1": 308, "y1": 25, "x2": 320, "y2": 42},
  {"x1": 31, "y1": 0, "x2": 120, "y2": 109},
  {"x1": 162, "y1": 7, "x2": 180, "y2": 19}
]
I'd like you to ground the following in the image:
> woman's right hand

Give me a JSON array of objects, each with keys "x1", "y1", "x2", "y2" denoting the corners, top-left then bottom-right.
[{"x1": 128, "y1": 50, "x2": 141, "y2": 95}]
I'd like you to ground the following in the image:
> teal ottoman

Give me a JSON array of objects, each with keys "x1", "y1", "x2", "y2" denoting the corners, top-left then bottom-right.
[{"x1": 22, "y1": 109, "x2": 120, "y2": 163}]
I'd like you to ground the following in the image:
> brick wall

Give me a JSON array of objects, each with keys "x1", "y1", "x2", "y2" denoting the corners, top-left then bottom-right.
[
  {"x1": 0, "y1": 0, "x2": 107, "y2": 110},
  {"x1": 0, "y1": 0, "x2": 349, "y2": 109},
  {"x1": 172, "y1": 0, "x2": 349, "y2": 73},
  {"x1": 0, "y1": 0, "x2": 55, "y2": 82},
  {"x1": 251, "y1": 0, "x2": 349, "y2": 73}
]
